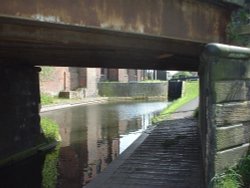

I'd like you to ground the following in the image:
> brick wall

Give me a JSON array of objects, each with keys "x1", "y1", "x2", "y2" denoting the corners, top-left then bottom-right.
[
  {"x1": 40, "y1": 67, "x2": 101, "y2": 97},
  {"x1": 40, "y1": 66, "x2": 83, "y2": 95},
  {"x1": 40, "y1": 67, "x2": 143, "y2": 96},
  {"x1": 85, "y1": 68, "x2": 100, "y2": 97},
  {"x1": 107, "y1": 69, "x2": 119, "y2": 81},
  {"x1": 118, "y1": 69, "x2": 129, "y2": 82},
  {"x1": 40, "y1": 67, "x2": 67, "y2": 95},
  {"x1": 102, "y1": 69, "x2": 143, "y2": 82}
]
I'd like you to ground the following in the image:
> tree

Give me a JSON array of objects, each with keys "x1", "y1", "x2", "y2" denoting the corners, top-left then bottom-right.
[{"x1": 172, "y1": 71, "x2": 192, "y2": 79}]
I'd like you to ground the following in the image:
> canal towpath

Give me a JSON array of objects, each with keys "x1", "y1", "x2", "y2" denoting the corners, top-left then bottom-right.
[{"x1": 85, "y1": 98, "x2": 203, "y2": 188}]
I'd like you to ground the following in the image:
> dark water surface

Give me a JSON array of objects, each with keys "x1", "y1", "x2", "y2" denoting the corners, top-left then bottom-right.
[{"x1": 0, "y1": 100, "x2": 168, "y2": 188}]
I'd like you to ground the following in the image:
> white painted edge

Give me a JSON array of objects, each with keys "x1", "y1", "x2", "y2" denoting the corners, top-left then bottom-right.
[
  {"x1": 216, "y1": 124, "x2": 243, "y2": 130},
  {"x1": 217, "y1": 143, "x2": 250, "y2": 154}
]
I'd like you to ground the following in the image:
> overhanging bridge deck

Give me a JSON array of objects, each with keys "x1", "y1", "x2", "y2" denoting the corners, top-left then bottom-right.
[
  {"x1": 0, "y1": 0, "x2": 233, "y2": 71},
  {"x1": 0, "y1": 16, "x2": 202, "y2": 71}
]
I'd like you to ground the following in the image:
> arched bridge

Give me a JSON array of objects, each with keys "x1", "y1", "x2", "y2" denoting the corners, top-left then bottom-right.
[{"x1": 0, "y1": 1, "x2": 249, "y2": 188}]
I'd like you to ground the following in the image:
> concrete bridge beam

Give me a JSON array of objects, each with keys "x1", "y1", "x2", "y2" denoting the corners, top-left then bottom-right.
[
  {"x1": 199, "y1": 43, "x2": 250, "y2": 187},
  {"x1": 0, "y1": 0, "x2": 231, "y2": 42},
  {"x1": 0, "y1": 0, "x2": 235, "y2": 71},
  {"x1": 0, "y1": 65, "x2": 43, "y2": 164}
]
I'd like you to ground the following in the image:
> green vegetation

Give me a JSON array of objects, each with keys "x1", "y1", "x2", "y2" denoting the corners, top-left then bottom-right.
[
  {"x1": 42, "y1": 145, "x2": 60, "y2": 188},
  {"x1": 193, "y1": 107, "x2": 199, "y2": 119},
  {"x1": 172, "y1": 71, "x2": 192, "y2": 79},
  {"x1": 41, "y1": 93, "x2": 55, "y2": 105},
  {"x1": 41, "y1": 118, "x2": 61, "y2": 188},
  {"x1": 214, "y1": 155, "x2": 250, "y2": 188},
  {"x1": 41, "y1": 118, "x2": 60, "y2": 144},
  {"x1": 214, "y1": 168, "x2": 242, "y2": 188},
  {"x1": 238, "y1": 155, "x2": 250, "y2": 187},
  {"x1": 41, "y1": 93, "x2": 83, "y2": 106},
  {"x1": 153, "y1": 81, "x2": 199, "y2": 123},
  {"x1": 227, "y1": 6, "x2": 250, "y2": 46}
]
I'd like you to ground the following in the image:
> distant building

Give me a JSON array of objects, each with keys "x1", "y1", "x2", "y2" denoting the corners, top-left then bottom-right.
[
  {"x1": 40, "y1": 67, "x2": 144, "y2": 98},
  {"x1": 100, "y1": 68, "x2": 143, "y2": 82},
  {"x1": 40, "y1": 67, "x2": 101, "y2": 97}
]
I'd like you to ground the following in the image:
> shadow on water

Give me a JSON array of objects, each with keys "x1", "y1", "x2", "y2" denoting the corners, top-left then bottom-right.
[{"x1": 0, "y1": 100, "x2": 168, "y2": 188}]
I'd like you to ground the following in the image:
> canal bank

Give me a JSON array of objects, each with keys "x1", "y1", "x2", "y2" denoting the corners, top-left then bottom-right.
[
  {"x1": 41, "y1": 97, "x2": 109, "y2": 112},
  {"x1": 41, "y1": 96, "x2": 167, "y2": 112}
]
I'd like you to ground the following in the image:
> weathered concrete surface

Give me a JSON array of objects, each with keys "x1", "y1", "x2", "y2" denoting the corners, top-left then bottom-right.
[
  {"x1": 0, "y1": 0, "x2": 231, "y2": 42},
  {"x1": 199, "y1": 43, "x2": 250, "y2": 187},
  {"x1": 86, "y1": 118, "x2": 203, "y2": 188},
  {"x1": 216, "y1": 123, "x2": 250, "y2": 151},
  {"x1": 215, "y1": 143, "x2": 250, "y2": 173},
  {"x1": 0, "y1": 16, "x2": 200, "y2": 71},
  {"x1": 213, "y1": 80, "x2": 250, "y2": 103},
  {"x1": 0, "y1": 0, "x2": 235, "y2": 70}
]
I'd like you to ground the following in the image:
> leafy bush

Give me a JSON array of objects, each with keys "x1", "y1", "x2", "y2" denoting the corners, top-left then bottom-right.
[
  {"x1": 237, "y1": 155, "x2": 250, "y2": 187},
  {"x1": 214, "y1": 168, "x2": 242, "y2": 188},
  {"x1": 172, "y1": 71, "x2": 192, "y2": 79},
  {"x1": 214, "y1": 155, "x2": 250, "y2": 188},
  {"x1": 226, "y1": 7, "x2": 250, "y2": 46}
]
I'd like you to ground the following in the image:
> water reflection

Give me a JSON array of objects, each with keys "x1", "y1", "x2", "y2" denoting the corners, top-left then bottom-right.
[
  {"x1": 43, "y1": 101, "x2": 168, "y2": 187},
  {"x1": 0, "y1": 100, "x2": 168, "y2": 188}
]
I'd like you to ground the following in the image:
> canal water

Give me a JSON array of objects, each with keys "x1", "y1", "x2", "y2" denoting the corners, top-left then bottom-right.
[{"x1": 0, "y1": 100, "x2": 168, "y2": 188}]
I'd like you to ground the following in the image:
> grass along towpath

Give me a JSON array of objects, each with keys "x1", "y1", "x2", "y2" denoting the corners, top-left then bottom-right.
[{"x1": 153, "y1": 81, "x2": 199, "y2": 123}]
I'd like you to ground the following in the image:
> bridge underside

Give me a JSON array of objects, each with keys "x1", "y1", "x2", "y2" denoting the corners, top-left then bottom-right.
[
  {"x1": 0, "y1": 0, "x2": 233, "y2": 71},
  {"x1": 0, "y1": 16, "x2": 203, "y2": 71}
]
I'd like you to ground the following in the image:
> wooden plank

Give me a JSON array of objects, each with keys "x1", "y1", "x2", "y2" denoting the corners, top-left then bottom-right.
[
  {"x1": 215, "y1": 143, "x2": 249, "y2": 174},
  {"x1": 213, "y1": 80, "x2": 250, "y2": 103},
  {"x1": 214, "y1": 102, "x2": 250, "y2": 126},
  {"x1": 216, "y1": 124, "x2": 250, "y2": 151}
]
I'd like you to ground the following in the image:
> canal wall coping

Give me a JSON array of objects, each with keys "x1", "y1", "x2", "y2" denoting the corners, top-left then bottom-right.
[
  {"x1": 40, "y1": 97, "x2": 109, "y2": 113},
  {"x1": 98, "y1": 82, "x2": 168, "y2": 98}
]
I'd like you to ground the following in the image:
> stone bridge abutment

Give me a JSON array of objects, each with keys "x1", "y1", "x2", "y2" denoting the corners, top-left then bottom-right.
[{"x1": 200, "y1": 43, "x2": 250, "y2": 187}]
